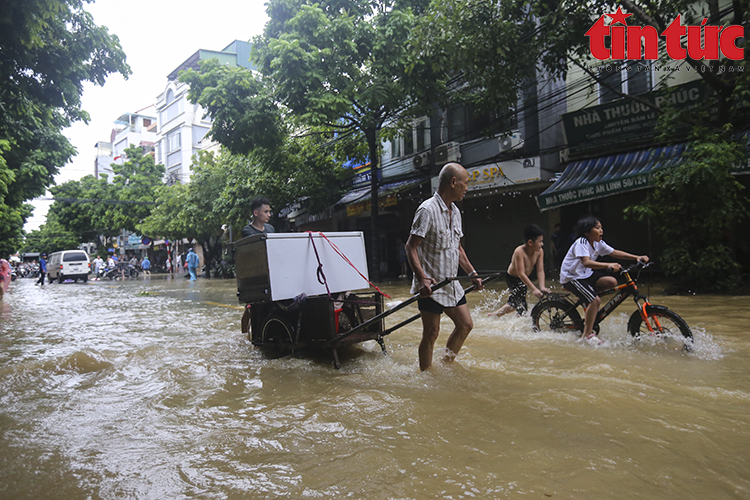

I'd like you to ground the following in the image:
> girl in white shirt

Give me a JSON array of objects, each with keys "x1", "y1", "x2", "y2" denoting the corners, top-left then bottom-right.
[{"x1": 560, "y1": 215, "x2": 648, "y2": 340}]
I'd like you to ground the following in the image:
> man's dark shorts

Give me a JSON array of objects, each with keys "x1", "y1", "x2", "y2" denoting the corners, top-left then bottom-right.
[
  {"x1": 563, "y1": 269, "x2": 614, "y2": 306},
  {"x1": 506, "y1": 274, "x2": 528, "y2": 314},
  {"x1": 418, "y1": 294, "x2": 467, "y2": 314}
]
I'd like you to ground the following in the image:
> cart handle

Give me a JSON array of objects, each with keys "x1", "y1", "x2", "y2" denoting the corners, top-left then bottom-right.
[
  {"x1": 380, "y1": 273, "x2": 500, "y2": 337},
  {"x1": 325, "y1": 273, "x2": 500, "y2": 347}
]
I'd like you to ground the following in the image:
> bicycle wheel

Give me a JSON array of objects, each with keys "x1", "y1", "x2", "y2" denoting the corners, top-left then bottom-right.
[
  {"x1": 627, "y1": 306, "x2": 693, "y2": 351},
  {"x1": 532, "y1": 300, "x2": 583, "y2": 334}
]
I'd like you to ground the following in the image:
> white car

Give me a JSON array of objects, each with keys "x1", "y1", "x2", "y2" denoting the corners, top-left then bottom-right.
[{"x1": 47, "y1": 250, "x2": 90, "y2": 283}]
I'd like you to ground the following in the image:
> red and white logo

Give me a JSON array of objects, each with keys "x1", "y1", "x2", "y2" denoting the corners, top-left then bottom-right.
[{"x1": 586, "y1": 7, "x2": 744, "y2": 61}]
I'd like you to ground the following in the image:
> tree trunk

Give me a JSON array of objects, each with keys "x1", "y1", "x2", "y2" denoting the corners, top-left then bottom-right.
[{"x1": 366, "y1": 128, "x2": 380, "y2": 282}]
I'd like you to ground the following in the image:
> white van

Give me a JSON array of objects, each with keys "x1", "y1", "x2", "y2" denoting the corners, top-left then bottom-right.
[{"x1": 47, "y1": 250, "x2": 90, "y2": 283}]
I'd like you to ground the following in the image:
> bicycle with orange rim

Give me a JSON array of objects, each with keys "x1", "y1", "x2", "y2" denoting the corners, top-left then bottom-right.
[{"x1": 531, "y1": 262, "x2": 693, "y2": 351}]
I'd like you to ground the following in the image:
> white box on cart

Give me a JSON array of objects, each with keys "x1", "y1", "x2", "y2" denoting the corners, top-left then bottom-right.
[{"x1": 235, "y1": 231, "x2": 371, "y2": 303}]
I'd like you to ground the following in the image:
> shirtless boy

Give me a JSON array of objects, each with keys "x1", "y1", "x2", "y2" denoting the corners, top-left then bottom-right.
[{"x1": 489, "y1": 224, "x2": 550, "y2": 317}]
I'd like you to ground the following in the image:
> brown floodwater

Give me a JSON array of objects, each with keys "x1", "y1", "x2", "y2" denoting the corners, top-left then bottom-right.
[{"x1": 0, "y1": 275, "x2": 748, "y2": 499}]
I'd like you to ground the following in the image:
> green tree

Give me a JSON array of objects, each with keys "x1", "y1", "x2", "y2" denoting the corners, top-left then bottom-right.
[
  {"x1": 140, "y1": 145, "x2": 345, "y2": 276},
  {"x1": 22, "y1": 211, "x2": 79, "y2": 255},
  {"x1": 214, "y1": 138, "x2": 346, "y2": 228},
  {"x1": 140, "y1": 152, "x2": 230, "y2": 277},
  {"x1": 49, "y1": 174, "x2": 114, "y2": 244},
  {"x1": 626, "y1": 135, "x2": 749, "y2": 292},
  {"x1": 180, "y1": 60, "x2": 285, "y2": 155},
  {"x1": 0, "y1": 0, "x2": 130, "y2": 251},
  {"x1": 108, "y1": 145, "x2": 165, "y2": 233},
  {"x1": 138, "y1": 183, "x2": 191, "y2": 243}
]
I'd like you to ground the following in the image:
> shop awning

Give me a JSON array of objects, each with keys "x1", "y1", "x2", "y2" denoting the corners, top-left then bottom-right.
[
  {"x1": 536, "y1": 144, "x2": 686, "y2": 211},
  {"x1": 337, "y1": 176, "x2": 429, "y2": 205}
]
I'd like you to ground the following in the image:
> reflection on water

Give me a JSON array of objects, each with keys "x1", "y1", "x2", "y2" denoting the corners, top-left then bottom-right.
[{"x1": 0, "y1": 277, "x2": 749, "y2": 499}]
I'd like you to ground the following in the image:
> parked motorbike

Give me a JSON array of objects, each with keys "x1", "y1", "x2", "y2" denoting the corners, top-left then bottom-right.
[{"x1": 102, "y1": 265, "x2": 139, "y2": 280}]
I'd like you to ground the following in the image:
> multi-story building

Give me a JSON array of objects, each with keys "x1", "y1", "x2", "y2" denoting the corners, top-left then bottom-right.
[
  {"x1": 94, "y1": 141, "x2": 113, "y2": 180},
  {"x1": 94, "y1": 107, "x2": 158, "y2": 181},
  {"x1": 154, "y1": 40, "x2": 255, "y2": 184}
]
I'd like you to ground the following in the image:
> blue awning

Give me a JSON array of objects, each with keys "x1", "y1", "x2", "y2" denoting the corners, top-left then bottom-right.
[{"x1": 536, "y1": 145, "x2": 686, "y2": 211}]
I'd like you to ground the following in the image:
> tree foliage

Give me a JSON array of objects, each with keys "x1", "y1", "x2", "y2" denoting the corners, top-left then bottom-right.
[
  {"x1": 0, "y1": 0, "x2": 130, "y2": 252},
  {"x1": 180, "y1": 60, "x2": 285, "y2": 155},
  {"x1": 139, "y1": 142, "x2": 346, "y2": 270},
  {"x1": 109, "y1": 146, "x2": 165, "y2": 232},
  {"x1": 626, "y1": 135, "x2": 749, "y2": 292},
  {"x1": 48, "y1": 146, "x2": 164, "y2": 246},
  {"x1": 22, "y1": 211, "x2": 79, "y2": 254},
  {"x1": 49, "y1": 174, "x2": 113, "y2": 241}
]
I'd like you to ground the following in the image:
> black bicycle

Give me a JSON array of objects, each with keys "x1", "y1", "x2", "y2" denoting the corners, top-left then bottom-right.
[{"x1": 531, "y1": 262, "x2": 692, "y2": 351}]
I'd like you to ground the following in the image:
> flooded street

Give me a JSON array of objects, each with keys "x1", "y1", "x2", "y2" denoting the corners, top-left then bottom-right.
[{"x1": 1, "y1": 276, "x2": 749, "y2": 499}]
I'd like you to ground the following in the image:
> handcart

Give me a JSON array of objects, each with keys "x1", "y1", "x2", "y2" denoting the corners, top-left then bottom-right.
[{"x1": 235, "y1": 231, "x2": 496, "y2": 368}]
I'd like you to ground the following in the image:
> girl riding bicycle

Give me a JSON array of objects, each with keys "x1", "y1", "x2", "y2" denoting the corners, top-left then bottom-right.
[{"x1": 560, "y1": 215, "x2": 649, "y2": 341}]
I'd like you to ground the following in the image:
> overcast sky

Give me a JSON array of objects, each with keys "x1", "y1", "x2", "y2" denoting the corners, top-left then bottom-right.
[{"x1": 24, "y1": 0, "x2": 269, "y2": 232}]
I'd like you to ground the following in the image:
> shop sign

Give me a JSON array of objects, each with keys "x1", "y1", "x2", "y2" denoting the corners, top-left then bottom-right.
[
  {"x1": 466, "y1": 157, "x2": 541, "y2": 192},
  {"x1": 351, "y1": 166, "x2": 381, "y2": 188},
  {"x1": 537, "y1": 172, "x2": 652, "y2": 210},
  {"x1": 563, "y1": 80, "x2": 705, "y2": 155},
  {"x1": 346, "y1": 194, "x2": 398, "y2": 217}
]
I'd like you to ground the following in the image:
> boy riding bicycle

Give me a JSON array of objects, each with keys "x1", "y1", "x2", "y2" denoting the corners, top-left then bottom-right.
[
  {"x1": 560, "y1": 215, "x2": 648, "y2": 341},
  {"x1": 488, "y1": 224, "x2": 550, "y2": 317}
]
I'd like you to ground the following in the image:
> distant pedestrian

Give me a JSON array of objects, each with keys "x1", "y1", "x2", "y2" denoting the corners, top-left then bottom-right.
[
  {"x1": 185, "y1": 248, "x2": 200, "y2": 281},
  {"x1": 117, "y1": 255, "x2": 128, "y2": 279},
  {"x1": 93, "y1": 255, "x2": 104, "y2": 280},
  {"x1": 174, "y1": 252, "x2": 182, "y2": 275},
  {"x1": 141, "y1": 256, "x2": 151, "y2": 276},
  {"x1": 36, "y1": 253, "x2": 47, "y2": 286},
  {"x1": 186, "y1": 248, "x2": 199, "y2": 281},
  {"x1": 0, "y1": 258, "x2": 11, "y2": 298}
]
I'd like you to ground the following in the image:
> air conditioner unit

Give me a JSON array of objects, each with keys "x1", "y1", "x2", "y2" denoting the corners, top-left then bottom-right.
[
  {"x1": 434, "y1": 142, "x2": 461, "y2": 166},
  {"x1": 412, "y1": 151, "x2": 431, "y2": 170},
  {"x1": 498, "y1": 132, "x2": 524, "y2": 153}
]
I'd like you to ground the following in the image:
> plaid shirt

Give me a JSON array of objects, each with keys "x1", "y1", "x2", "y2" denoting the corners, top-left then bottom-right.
[{"x1": 410, "y1": 192, "x2": 464, "y2": 307}]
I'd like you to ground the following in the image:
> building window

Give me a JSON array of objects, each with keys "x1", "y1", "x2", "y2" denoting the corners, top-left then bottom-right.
[
  {"x1": 390, "y1": 117, "x2": 431, "y2": 158},
  {"x1": 391, "y1": 137, "x2": 401, "y2": 158},
  {"x1": 447, "y1": 104, "x2": 509, "y2": 142},
  {"x1": 416, "y1": 119, "x2": 427, "y2": 152},
  {"x1": 447, "y1": 105, "x2": 467, "y2": 142},
  {"x1": 404, "y1": 129, "x2": 414, "y2": 156},
  {"x1": 165, "y1": 130, "x2": 181, "y2": 154},
  {"x1": 625, "y1": 60, "x2": 652, "y2": 96},
  {"x1": 160, "y1": 98, "x2": 183, "y2": 125},
  {"x1": 599, "y1": 60, "x2": 652, "y2": 103}
]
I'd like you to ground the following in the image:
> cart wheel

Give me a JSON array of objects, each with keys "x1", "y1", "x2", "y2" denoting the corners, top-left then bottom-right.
[{"x1": 260, "y1": 314, "x2": 295, "y2": 352}]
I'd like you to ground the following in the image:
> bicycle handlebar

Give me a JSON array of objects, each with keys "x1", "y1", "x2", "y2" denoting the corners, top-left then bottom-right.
[{"x1": 621, "y1": 260, "x2": 651, "y2": 275}]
